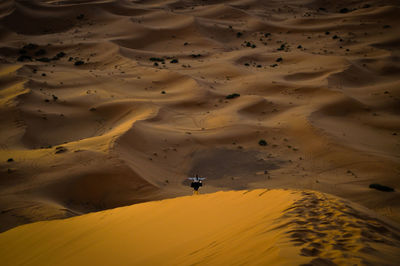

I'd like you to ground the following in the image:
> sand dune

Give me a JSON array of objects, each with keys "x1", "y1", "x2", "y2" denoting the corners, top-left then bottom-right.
[
  {"x1": 1, "y1": 189, "x2": 400, "y2": 266},
  {"x1": 0, "y1": 0, "x2": 399, "y2": 247}
]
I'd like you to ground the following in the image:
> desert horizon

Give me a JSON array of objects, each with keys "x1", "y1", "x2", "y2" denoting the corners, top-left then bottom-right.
[{"x1": 0, "y1": 0, "x2": 399, "y2": 265}]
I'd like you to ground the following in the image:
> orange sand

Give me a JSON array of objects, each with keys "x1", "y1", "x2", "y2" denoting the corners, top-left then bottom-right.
[{"x1": 1, "y1": 189, "x2": 400, "y2": 266}]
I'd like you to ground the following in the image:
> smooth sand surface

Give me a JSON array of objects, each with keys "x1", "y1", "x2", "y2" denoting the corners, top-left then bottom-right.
[
  {"x1": 0, "y1": 0, "x2": 399, "y2": 255},
  {"x1": 1, "y1": 189, "x2": 400, "y2": 266}
]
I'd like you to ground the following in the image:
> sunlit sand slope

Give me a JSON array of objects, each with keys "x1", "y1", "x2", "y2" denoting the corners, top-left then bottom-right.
[{"x1": 1, "y1": 189, "x2": 400, "y2": 266}]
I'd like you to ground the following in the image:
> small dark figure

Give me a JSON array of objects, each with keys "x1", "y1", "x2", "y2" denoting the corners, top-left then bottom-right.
[{"x1": 189, "y1": 174, "x2": 205, "y2": 195}]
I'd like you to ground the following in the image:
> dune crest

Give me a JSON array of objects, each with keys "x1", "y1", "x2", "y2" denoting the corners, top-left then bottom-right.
[{"x1": 1, "y1": 189, "x2": 399, "y2": 266}]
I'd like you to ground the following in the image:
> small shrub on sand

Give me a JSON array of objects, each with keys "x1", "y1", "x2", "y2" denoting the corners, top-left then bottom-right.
[
  {"x1": 149, "y1": 57, "x2": 164, "y2": 62},
  {"x1": 226, "y1": 93, "x2": 240, "y2": 99},
  {"x1": 369, "y1": 184, "x2": 394, "y2": 192},
  {"x1": 56, "y1": 52, "x2": 66, "y2": 58},
  {"x1": 258, "y1": 139, "x2": 268, "y2": 146},
  {"x1": 74, "y1": 60, "x2": 84, "y2": 66},
  {"x1": 53, "y1": 52, "x2": 66, "y2": 60},
  {"x1": 277, "y1": 44, "x2": 286, "y2": 51}
]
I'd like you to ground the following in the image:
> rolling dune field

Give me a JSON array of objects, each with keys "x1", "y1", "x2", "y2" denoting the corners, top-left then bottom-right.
[{"x1": 0, "y1": 0, "x2": 399, "y2": 264}]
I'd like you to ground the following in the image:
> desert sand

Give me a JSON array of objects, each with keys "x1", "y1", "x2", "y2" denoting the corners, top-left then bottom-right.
[
  {"x1": 0, "y1": 0, "x2": 399, "y2": 264},
  {"x1": 1, "y1": 189, "x2": 400, "y2": 265}
]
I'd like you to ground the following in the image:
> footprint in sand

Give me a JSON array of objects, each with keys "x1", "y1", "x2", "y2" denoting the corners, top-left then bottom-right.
[{"x1": 300, "y1": 247, "x2": 321, "y2": 256}]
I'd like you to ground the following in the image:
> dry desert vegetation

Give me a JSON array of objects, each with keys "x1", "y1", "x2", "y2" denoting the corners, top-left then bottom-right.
[{"x1": 0, "y1": 0, "x2": 400, "y2": 265}]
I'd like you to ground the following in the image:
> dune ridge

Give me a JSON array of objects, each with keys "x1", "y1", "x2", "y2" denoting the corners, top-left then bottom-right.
[
  {"x1": 0, "y1": 0, "x2": 399, "y2": 235},
  {"x1": 1, "y1": 189, "x2": 400, "y2": 266}
]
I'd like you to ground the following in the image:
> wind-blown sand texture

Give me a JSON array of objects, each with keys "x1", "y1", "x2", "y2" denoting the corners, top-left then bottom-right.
[
  {"x1": 0, "y1": 0, "x2": 399, "y2": 259},
  {"x1": 1, "y1": 189, "x2": 400, "y2": 266}
]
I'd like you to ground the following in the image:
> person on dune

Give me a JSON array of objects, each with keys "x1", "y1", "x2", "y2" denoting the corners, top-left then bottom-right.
[{"x1": 189, "y1": 174, "x2": 204, "y2": 195}]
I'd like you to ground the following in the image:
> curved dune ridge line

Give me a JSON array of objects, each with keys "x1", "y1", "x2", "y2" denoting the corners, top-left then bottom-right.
[
  {"x1": 1, "y1": 189, "x2": 400, "y2": 266},
  {"x1": 0, "y1": 0, "x2": 400, "y2": 236}
]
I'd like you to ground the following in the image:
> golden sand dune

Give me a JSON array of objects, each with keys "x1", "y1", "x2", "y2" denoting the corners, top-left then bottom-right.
[
  {"x1": 0, "y1": 0, "x2": 399, "y2": 238},
  {"x1": 1, "y1": 189, "x2": 400, "y2": 266}
]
